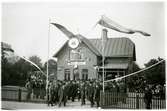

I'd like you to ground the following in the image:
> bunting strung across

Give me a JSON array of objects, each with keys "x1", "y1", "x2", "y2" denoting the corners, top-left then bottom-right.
[
  {"x1": 98, "y1": 15, "x2": 151, "y2": 36},
  {"x1": 51, "y1": 23, "x2": 75, "y2": 39},
  {"x1": 104, "y1": 59, "x2": 165, "y2": 83},
  {"x1": 19, "y1": 55, "x2": 45, "y2": 75}
]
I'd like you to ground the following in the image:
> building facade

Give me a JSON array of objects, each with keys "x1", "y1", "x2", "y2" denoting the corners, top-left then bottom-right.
[{"x1": 54, "y1": 29, "x2": 136, "y2": 81}]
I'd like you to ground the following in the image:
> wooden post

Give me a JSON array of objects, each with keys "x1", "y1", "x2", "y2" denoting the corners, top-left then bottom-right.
[
  {"x1": 18, "y1": 88, "x2": 21, "y2": 102},
  {"x1": 136, "y1": 94, "x2": 139, "y2": 109}
]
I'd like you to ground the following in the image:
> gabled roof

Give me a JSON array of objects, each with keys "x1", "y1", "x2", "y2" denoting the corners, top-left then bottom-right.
[
  {"x1": 76, "y1": 34, "x2": 101, "y2": 56},
  {"x1": 53, "y1": 41, "x2": 68, "y2": 57},
  {"x1": 53, "y1": 35, "x2": 136, "y2": 61},
  {"x1": 89, "y1": 37, "x2": 136, "y2": 60},
  {"x1": 53, "y1": 34, "x2": 101, "y2": 57}
]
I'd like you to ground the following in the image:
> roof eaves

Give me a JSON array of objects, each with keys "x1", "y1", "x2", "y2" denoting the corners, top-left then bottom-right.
[
  {"x1": 53, "y1": 41, "x2": 68, "y2": 57},
  {"x1": 76, "y1": 34, "x2": 101, "y2": 56}
]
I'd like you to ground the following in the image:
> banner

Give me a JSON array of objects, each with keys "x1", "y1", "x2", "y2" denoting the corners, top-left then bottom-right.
[
  {"x1": 98, "y1": 15, "x2": 151, "y2": 36},
  {"x1": 51, "y1": 23, "x2": 75, "y2": 38}
]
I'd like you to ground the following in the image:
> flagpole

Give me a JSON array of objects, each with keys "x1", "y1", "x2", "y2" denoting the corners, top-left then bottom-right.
[
  {"x1": 46, "y1": 18, "x2": 51, "y2": 96},
  {"x1": 102, "y1": 15, "x2": 105, "y2": 93}
]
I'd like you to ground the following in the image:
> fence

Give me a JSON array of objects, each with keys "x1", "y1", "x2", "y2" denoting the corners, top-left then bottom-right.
[
  {"x1": 1, "y1": 86, "x2": 46, "y2": 103},
  {"x1": 100, "y1": 91, "x2": 166, "y2": 109},
  {"x1": 2, "y1": 86, "x2": 166, "y2": 109}
]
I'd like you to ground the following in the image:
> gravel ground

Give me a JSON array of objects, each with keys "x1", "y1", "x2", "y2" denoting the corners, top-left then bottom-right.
[{"x1": 1, "y1": 100, "x2": 98, "y2": 110}]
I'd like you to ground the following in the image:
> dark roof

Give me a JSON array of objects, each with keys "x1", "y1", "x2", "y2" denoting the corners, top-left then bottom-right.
[
  {"x1": 53, "y1": 34, "x2": 101, "y2": 57},
  {"x1": 76, "y1": 34, "x2": 101, "y2": 56},
  {"x1": 53, "y1": 35, "x2": 136, "y2": 61},
  {"x1": 89, "y1": 37, "x2": 136, "y2": 60}
]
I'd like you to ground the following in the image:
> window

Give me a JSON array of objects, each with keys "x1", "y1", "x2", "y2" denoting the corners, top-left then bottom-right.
[
  {"x1": 64, "y1": 69, "x2": 70, "y2": 80},
  {"x1": 82, "y1": 69, "x2": 88, "y2": 80},
  {"x1": 69, "y1": 47, "x2": 83, "y2": 61}
]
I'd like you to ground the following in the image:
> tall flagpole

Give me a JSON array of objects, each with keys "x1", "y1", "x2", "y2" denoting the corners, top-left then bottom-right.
[
  {"x1": 46, "y1": 18, "x2": 51, "y2": 95},
  {"x1": 102, "y1": 15, "x2": 105, "y2": 93}
]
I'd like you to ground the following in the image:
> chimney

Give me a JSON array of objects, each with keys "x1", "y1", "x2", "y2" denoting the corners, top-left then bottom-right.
[{"x1": 102, "y1": 28, "x2": 108, "y2": 41}]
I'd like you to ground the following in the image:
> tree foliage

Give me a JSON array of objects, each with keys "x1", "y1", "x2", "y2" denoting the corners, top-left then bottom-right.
[
  {"x1": 1, "y1": 46, "x2": 44, "y2": 86},
  {"x1": 144, "y1": 57, "x2": 165, "y2": 85},
  {"x1": 43, "y1": 59, "x2": 57, "y2": 80},
  {"x1": 126, "y1": 62, "x2": 145, "y2": 92},
  {"x1": 29, "y1": 55, "x2": 43, "y2": 69},
  {"x1": 127, "y1": 58, "x2": 165, "y2": 92},
  {"x1": 44, "y1": 59, "x2": 57, "y2": 70}
]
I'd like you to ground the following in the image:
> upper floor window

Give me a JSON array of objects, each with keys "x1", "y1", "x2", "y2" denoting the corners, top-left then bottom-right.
[{"x1": 69, "y1": 47, "x2": 83, "y2": 61}]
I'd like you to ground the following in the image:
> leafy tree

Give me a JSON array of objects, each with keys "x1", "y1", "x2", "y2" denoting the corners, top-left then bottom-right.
[
  {"x1": 1, "y1": 43, "x2": 45, "y2": 86},
  {"x1": 144, "y1": 57, "x2": 165, "y2": 85},
  {"x1": 13, "y1": 59, "x2": 34, "y2": 85},
  {"x1": 43, "y1": 59, "x2": 57, "y2": 80},
  {"x1": 2, "y1": 57, "x2": 34, "y2": 86},
  {"x1": 44, "y1": 59, "x2": 57, "y2": 69},
  {"x1": 29, "y1": 55, "x2": 43, "y2": 69},
  {"x1": 126, "y1": 62, "x2": 145, "y2": 92},
  {"x1": 1, "y1": 42, "x2": 14, "y2": 85}
]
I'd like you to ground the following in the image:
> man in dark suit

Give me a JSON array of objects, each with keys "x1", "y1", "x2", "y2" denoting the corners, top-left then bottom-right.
[
  {"x1": 95, "y1": 82, "x2": 102, "y2": 108},
  {"x1": 58, "y1": 83, "x2": 64, "y2": 107},
  {"x1": 63, "y1": 82, "x2": 70, "y2": 106},
  {"x1": 88, "y1": 81, "x2": 95, "y2": 107},
  {"x1": 144, "y1": 86, "x2": 153, "y2": 109},
  {"x1": 80, "y1": 81, "x2": 86, "y2": 105}
]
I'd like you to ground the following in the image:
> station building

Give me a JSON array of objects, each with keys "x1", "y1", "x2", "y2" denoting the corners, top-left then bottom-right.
[{"x1": 53, "y1": 29, "x2": 136, "y2": 81}]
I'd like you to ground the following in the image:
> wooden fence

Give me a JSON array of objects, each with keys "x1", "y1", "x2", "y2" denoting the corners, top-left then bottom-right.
[
  {"x1": 1, "y1": 86, "x2": 46, "y2": 103},
  {"x1": 2, "y1": 86, "x2": 166, "y2": 109},
  {"x1": 100, "y1": 91, "x2": 166, "y2": 109}
]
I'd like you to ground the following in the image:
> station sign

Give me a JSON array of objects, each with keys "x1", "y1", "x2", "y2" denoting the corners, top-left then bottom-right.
[
  {"x1": 67, "y1": 61, "x2": 86, "y2": 65},
  {"x1": 68, "y1": 37, "x2": 80, "y2": 49}
]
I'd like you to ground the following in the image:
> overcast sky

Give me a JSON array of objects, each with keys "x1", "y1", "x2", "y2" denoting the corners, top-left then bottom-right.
[{"x1": 2, "y1": 2, "x2": 165, "y2": 67}]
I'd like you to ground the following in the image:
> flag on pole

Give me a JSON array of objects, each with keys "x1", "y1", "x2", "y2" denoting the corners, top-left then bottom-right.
[
  {"x1": 51, "y1": 23, "x2": 75, "y2": 39},
  {"x1": 98, "y1": 15, "x2": 151, "y2": 36}
]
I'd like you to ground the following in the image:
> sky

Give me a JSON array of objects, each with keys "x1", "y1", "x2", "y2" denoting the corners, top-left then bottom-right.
[{"x1": 2, "y1": 2, "x2": 165, "y2": 67}]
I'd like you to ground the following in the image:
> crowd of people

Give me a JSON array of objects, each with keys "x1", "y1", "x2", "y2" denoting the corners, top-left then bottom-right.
[
  {"x1": 25, "y1": 75, "x2": 165, "y2": 109},
  {"x1": 47, "y1": 79, "x2": 102, "y2": 108},
  {"x1": 25, "y1": 77, "x2": 127, "y2": 108},
  {"x1": 25, "y1": 73, "x2": 46, "y2": 100}
]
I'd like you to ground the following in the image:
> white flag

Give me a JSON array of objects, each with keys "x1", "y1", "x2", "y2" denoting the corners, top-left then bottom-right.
[{"x1": 98, "y1": 15, "x2": 151, "y2": 36}]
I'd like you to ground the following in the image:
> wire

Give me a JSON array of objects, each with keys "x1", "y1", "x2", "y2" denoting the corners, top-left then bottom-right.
[{"x1": 104, "y1": 59, "x2": 165, "y2": 83}]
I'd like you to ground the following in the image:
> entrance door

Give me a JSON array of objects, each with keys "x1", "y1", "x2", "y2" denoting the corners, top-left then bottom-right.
[
  {"x1": 73, "y1": 68, "x2": 79, "y2": 80},
  {"x1": 82, "y1": 69, "x2": 88, "y2": 80},
  {"x1": 64, "y1": 69, "x2": 70, "y2": 80}
]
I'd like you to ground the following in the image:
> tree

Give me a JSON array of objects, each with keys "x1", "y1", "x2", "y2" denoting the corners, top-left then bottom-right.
[
  {"x1": 28, "y1": 55, "x2": 43, "y2": 70},
  {"x1": 1, "y1": 43, "x2": 45, "y2": 86},
  {"x1": 44, "y1": 59, "x2": 57, "y2": 80},
  {"x1": 144, "y1": 57, "x2": 165, "y2": 85},
  {"x1": 126, "y1": 62, "x2": 145, "y2": 92},
  {"x1": 1, "y1": 42, "x2": 15, "y2": 85},
  {"x1": 13, "y1": 59, "x2": 34, "y2": 85},
  {"x1": 44, "y1": 59, "x2": 57, "y2": 69}
]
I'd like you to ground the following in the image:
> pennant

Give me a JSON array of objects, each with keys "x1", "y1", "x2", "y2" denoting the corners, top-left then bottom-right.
[
  {"x1": 98, "y1": 15, "x2": 151, "y2": 36},
  {"x1": 51, "y1": 23, "x2": 75, "y2": 38},
  {"x1": 19, "y1": 56, "x2": 45, "y2": 75}
]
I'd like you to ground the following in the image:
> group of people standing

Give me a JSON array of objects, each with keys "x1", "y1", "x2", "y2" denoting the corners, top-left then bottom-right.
[
  {"x1": 47, "y1": 80, "x2": 102, "y2": 108},
  {"x1": 25, "y1": 74, "x2": 46, "y2": 100},
  {"x1": 25, "y1": 76, "x2": 160, "y2": 109}
]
